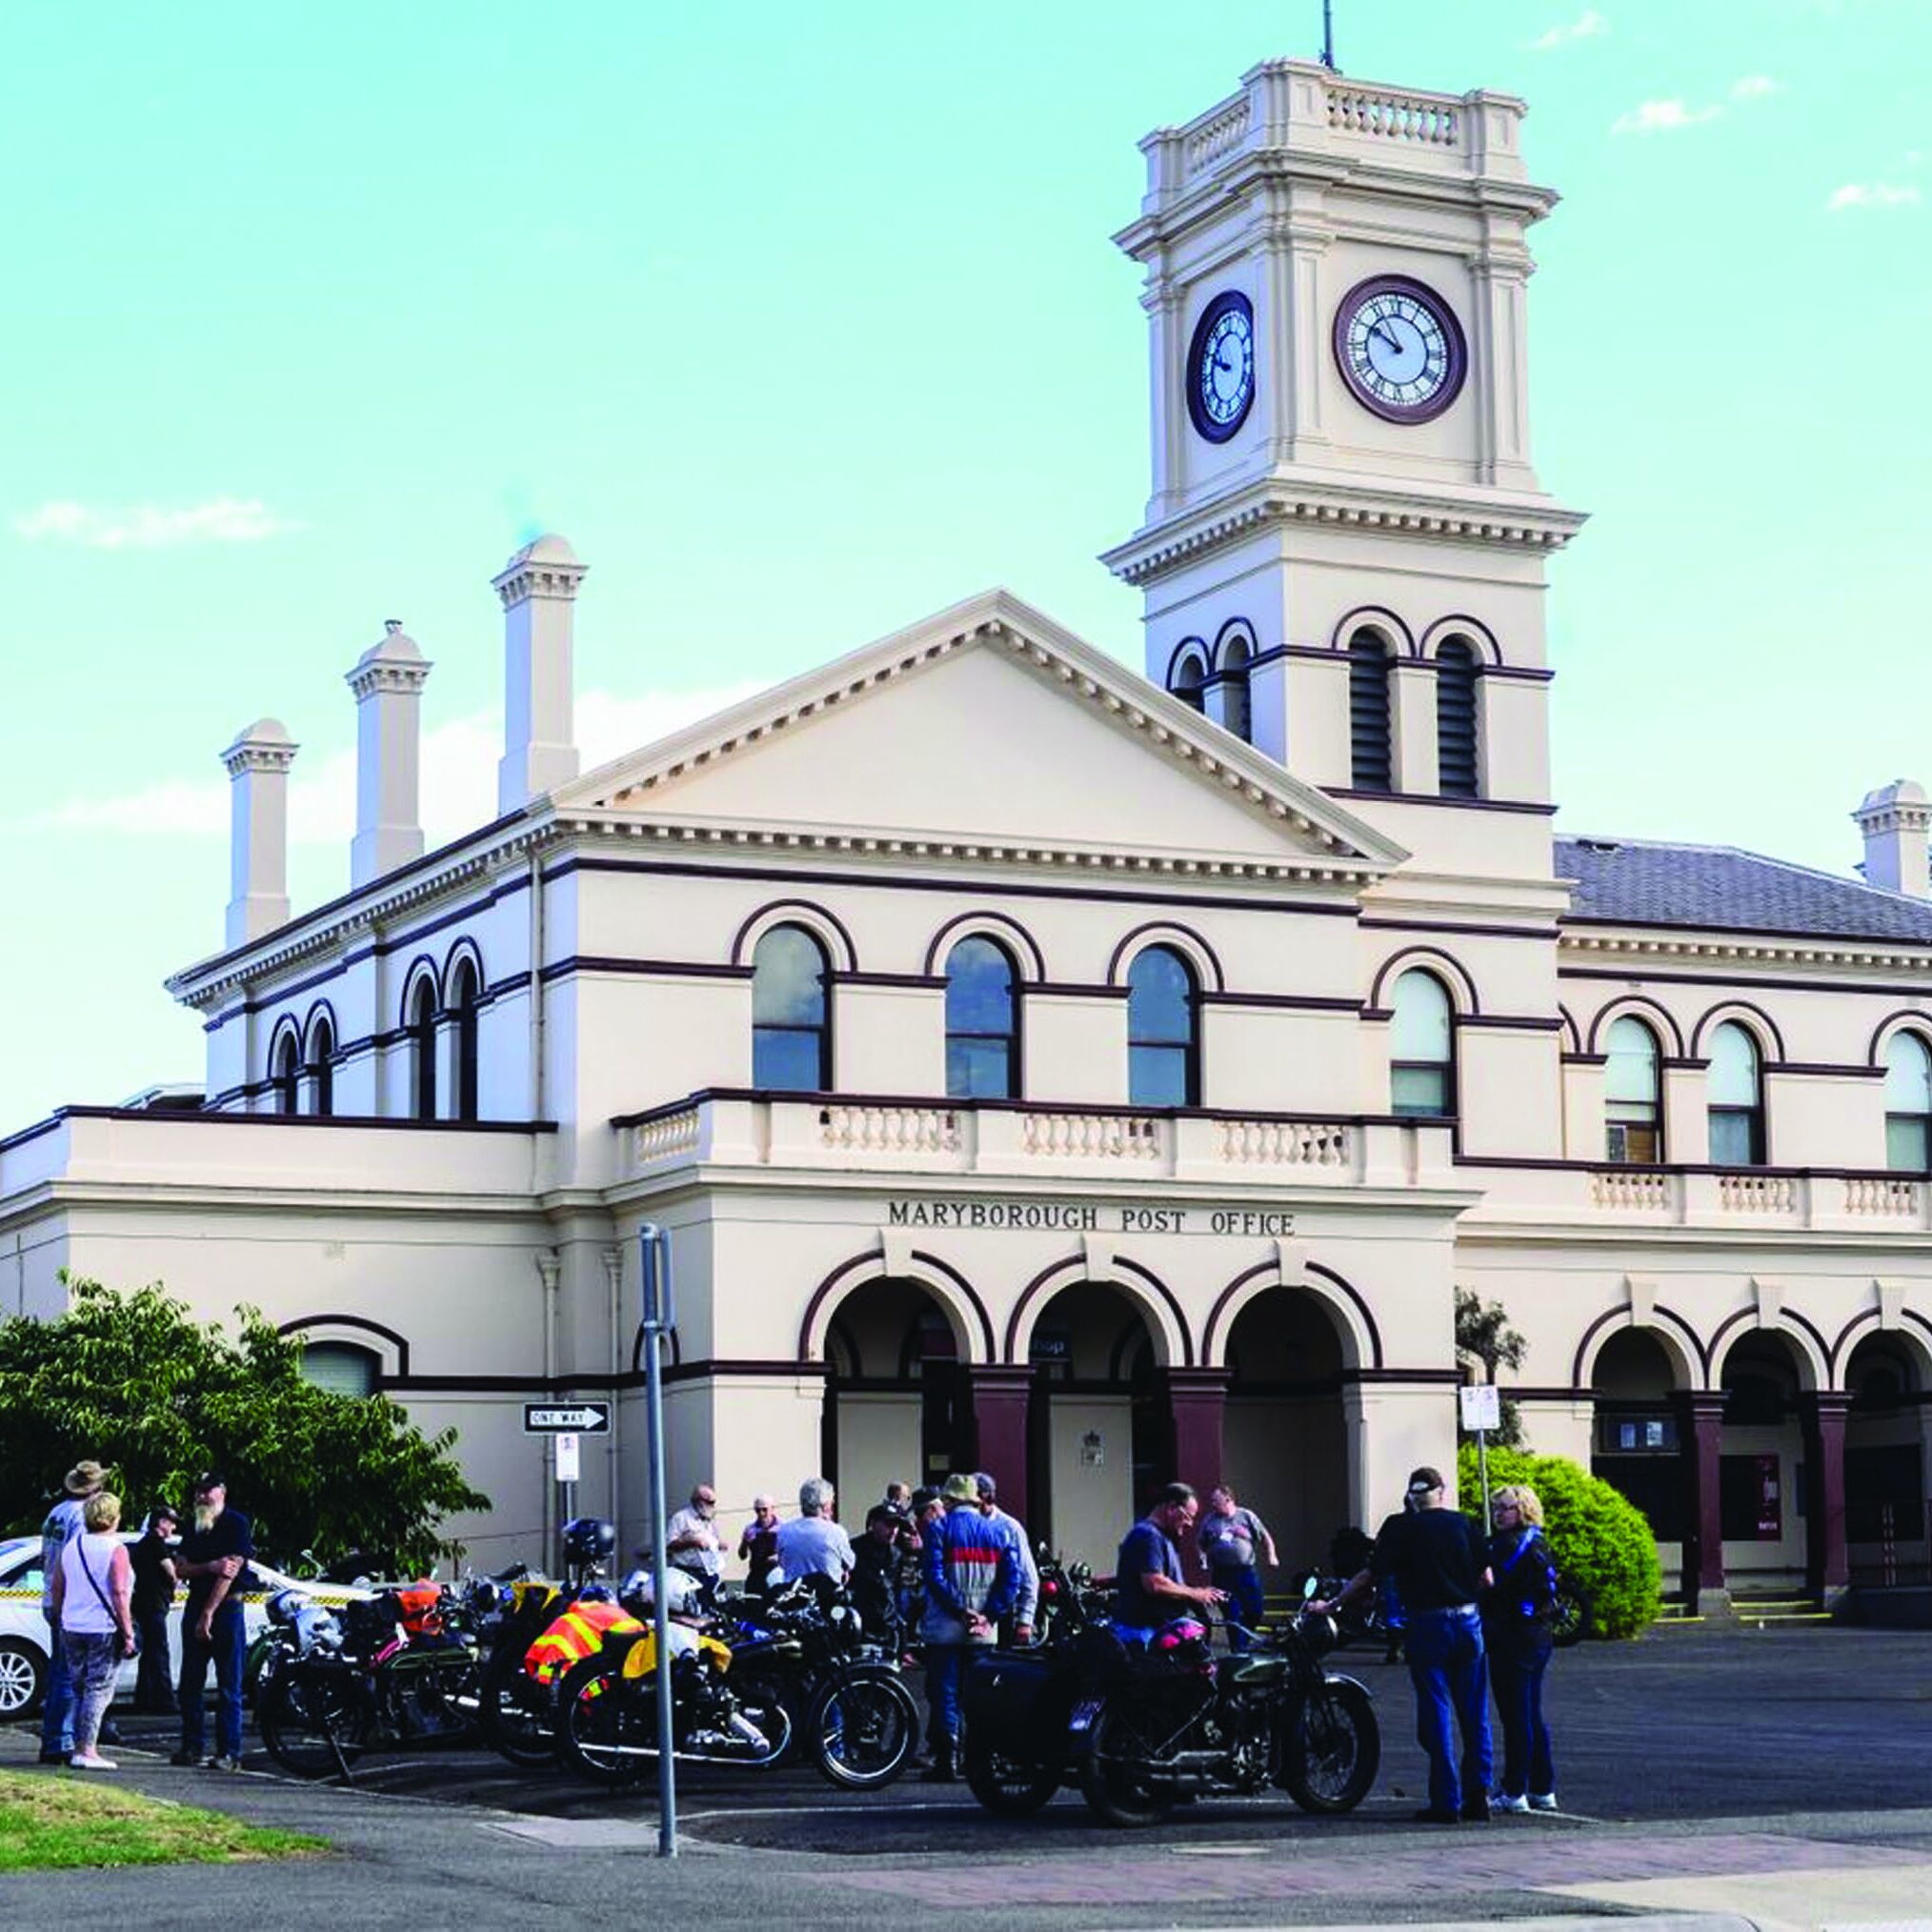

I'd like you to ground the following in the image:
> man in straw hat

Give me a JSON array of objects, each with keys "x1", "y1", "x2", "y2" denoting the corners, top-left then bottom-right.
[{"x1": 39, "y1": 1460, "x2": 105, "y2": 1764}]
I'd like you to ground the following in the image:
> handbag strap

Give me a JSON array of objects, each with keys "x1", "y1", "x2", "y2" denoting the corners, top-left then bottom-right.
[{"x1": 73, "y1": 1536, "x2": 123, "y2": 1628}]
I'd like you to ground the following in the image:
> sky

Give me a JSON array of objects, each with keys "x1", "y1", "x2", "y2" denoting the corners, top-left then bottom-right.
[{"x1": 2, "y1": 1, "x2": 1928, "y2": 1129}]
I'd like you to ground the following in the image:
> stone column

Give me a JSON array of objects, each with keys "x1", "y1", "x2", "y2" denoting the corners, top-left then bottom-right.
[
  {"x1": 1801, "y1": 1393, "x2": 1851, "y2": 1604},
  {"x1": 1674, "y1": 1391, "x2": 1729, "y2": 1615},
  {"x1": 968, "y1": 1367, "x2": 1035, "y2": 1528}
]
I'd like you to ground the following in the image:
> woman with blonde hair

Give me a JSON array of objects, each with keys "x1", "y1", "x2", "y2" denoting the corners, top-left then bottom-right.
[
  {"x1": 49, "y1": 1490, "x2": 136, "y2": 1770},
  {"x1": 1483, "y1": 1483, "x2": 1559, "y2": 1813}
]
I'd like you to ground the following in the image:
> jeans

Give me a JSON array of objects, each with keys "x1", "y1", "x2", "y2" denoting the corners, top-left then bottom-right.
[
  {"x1": 62, "y1": 1630, "x2": 121, "y2": 1754},
  {"x1": 1404, "y1": 1603, "x2": 1492, "y2": 1814},
  {"x1": 924, "y1": 1643, "x2": 969, "y2": 1755},
  {"x1": 1489, "y1": 1632, "x2": 1555, "y2": 1799},
  {"x1": 179, "y1": 1602, "x2": 247, "y2": 1760},
  {"x1": 135, "y1": 1609, "x2": 177, "y2": 1712},
  {"x1": 40, "y1": 1614, "x2": 74, "y2": 1754},
  {"x1": 1213, "y1": 1564, "x2": 1267, "y2": 1651}
]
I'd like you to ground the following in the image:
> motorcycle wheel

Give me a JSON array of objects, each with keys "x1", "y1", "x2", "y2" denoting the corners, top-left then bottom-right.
[
  {"x1": 1281, "y1": 1680, "x2": 1379, "y2": 1815},
  {"x1": 555, "y1": 1654, "x2": 649, "y2": 1788},
  {"x1": 1551, "y1": 1582, "x2": 1590, "y2": 1648},
  {"x1": 727, "y1": 1684, "x2": 795, "y2": 1771},
  {"x1": 258, "y1": 1664, "x2": 371, "y2": 1780},
  {"x1": 1077, "y1": 1701, "x2": 1177, "y2": 1829},
  {"x1": 477, "y1": 1645, "x2": 559, "y2": 1768},
  {"x1": 962, "y1": 1734, "x2": 1060, "y2": 1817},
  {"x1": 807, "y1": 1667, "x2": 917, "y2": 1790}
]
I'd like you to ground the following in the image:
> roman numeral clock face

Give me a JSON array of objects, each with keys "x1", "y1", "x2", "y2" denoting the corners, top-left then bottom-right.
[
  {"x1": 1333, "y1": 275, "x2": 1467, "y2": 425},
  {"x1": 1184, "y1": 291, "x2": 1255, "y2": 444}
]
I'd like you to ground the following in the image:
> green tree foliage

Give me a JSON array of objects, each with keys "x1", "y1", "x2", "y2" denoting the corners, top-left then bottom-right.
[
  {"x1": 1459, "y1": 1442, "x2": 1661, "y2": 1640},
  {"x1": 0, "y1": 1276, "x2": 488, "y2": 1574},
  {"x1": 1455, "y1": 1286, "x2": 1528, "y2": 1447}
]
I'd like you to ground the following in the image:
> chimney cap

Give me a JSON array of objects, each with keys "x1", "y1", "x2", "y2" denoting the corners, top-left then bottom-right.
[
  {"x1": 230, "y1": 716, "x2": 294, "y2": 749},
  {"x1": 353, "y1": 619, "x2": 425, "y2": 671},
  {"x1": 1857, "y1": 778, "x2": 1930, "y2": 818},
  {"x1": 504, "y1": 531, "x2": 578, "y2": 569}
]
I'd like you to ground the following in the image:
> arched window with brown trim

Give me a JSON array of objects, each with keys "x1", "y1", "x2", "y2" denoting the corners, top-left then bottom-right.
[
  {"x1": 1217, "y1": 634, "x2": 1252, "y2": 743},
  {"x1": 1169, "y1": 645, "x2": 1207, "y2": 714},
  {"x1": 1604, "y1": 1016, "x2": 1662, "y2": 1163},
  {"x1": 1348, "y1": 630, "x2": 1393, "y2": 792},
  {"x1": 944, "y1": 936, "x2": 1019, "y2": 1100},
  {"x1": 1389, "y1": 968, "x2": 1454, "y2": 1117},
  {"x1": 449, "y1": 957, "x2": 481, "y2": 1122},
  {"x1": 1885, "y1": 1031, "x2": 1932, "y2": 1174},
  {"x1": 1127, "y1": 945, "x2": 1199, "y2": 1107},
  {"x1": 272, "y1": 1029, "x2": 300, "y2": 1117},
  {"x1": 306, "y1": 1013, "x2": 335, "y2": 1118},
  {"x1": 1436, "y1": 638, "x2": 1479, "y2": 798},
  {"x1": 1706, "y1": 1021, "x2": 1764, "y2": 1167},
  {"x1": 408, "y1": 977, "x2": 438, "y2": 1121},
  {"x1": 753, "y1": 923, "x2": 832, "y2": 1092}
]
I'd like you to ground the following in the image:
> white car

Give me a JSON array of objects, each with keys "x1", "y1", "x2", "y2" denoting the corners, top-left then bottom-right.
[{"x1": 0, "y1": 1533, "x2": 372, "y2": 1719}]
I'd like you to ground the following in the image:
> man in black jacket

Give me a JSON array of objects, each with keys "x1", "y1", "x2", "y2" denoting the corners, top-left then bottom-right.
[{"x1": 128, "y1": 1505, "x2": 180, "y2": 1714}]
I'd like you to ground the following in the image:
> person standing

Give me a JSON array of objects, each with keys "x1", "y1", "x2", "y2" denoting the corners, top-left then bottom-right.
[
  {"x1": 1111, "y1": 1481, "x2": 1225, "y2": 1639},
  {"x1": 738, "y1": 1493, "x2": 780, "y2": 1596},
  {"x1": 49, "y1": 1490, "x2": 136, "y2": 1770},
  {"x1": 665, "y1": 1482, "x2": 728, "y2": 1605},
  {"x1": 851, "y1": 1504, "x2": 904, "y2": 1642},
  {"x1": 1483, "y1": 1483, "x2": 1559, "y2": 1814},
  {"x1": 171, "y1": 1473, "x2": 253, "y2": 1772},
  {"x1": 37, "y1": 1460, "x2": 106, "y2": 1765},
  {"x1": 1197, "y1": 1483, "x2": 1278, "y2": 1652},
  {"x1": 1316, "y1": 1466, "x2": 1494, "y2": 1823},
  {"x1": 774, "y1": 1477, "x2": 855, "y2": 1584},
  {"x1": 973, "y1": 1472, "x2": 1038, "y2": 1644},
  {"x1": 128, "y1": 1504, "x2": 181, "y2": 1715},
  {"x1": 918, "y1": 1473, "x2": 1021, "y2": 1781}
]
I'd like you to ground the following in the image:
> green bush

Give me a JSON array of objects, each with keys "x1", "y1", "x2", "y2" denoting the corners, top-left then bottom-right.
[{"x1": 1458, "y1": 1443, "x2": 1661, "y2": 1640}]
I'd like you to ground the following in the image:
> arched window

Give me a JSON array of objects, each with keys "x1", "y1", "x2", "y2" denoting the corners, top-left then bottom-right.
[
  {"x1": 752, "y1": 924, "x2": 832, "y2": 1092},
  {"x1": 1127, "y1": 945, "x2": 1199, "y2": 1107},
  {"x1": 1389, "y1": 969, "x2": 1454, "y2": 1117},
  {"x1": 1170, "y1": 646, "x2": 1207, "y2": 714},
  {"x1": 306, "y1": 1013, "x2": 335, "y2": 1119},
  {"x1": 1604, "y1": 1016, "x2": 1662, "y2": 1163},
  {"x1": 1348, "y1": 630, "x2": 1393, "y2": 792},
  {"x1": 449, "y1": 957, "x2": 480, "y2": 1122},
  {"x1": 1216, "y1": 634, "x2": 1252, "y2": 743},
  {"x1": 299, "y1": 1340, "x2": 378, "y2": 1399},
  {"x1": 944, "y1": 936, "x2": 1018, "y2": 1100},
  {"x1": 1706, "y1": 1021, "x2": 1764, "y2": 1167},
  {"x1": 272, "y1": 1030, "x2": 300, "y2": 1117},
  {"x1": 1884, "y1": 1032, "x2": 1932, "y2": 1174},
  {"x1": 1436, "y1": 638, "x2": 1479, "y2": 798},
  {"x1": 408, "y1": 977, "x2": 438, "y2": 1121}
]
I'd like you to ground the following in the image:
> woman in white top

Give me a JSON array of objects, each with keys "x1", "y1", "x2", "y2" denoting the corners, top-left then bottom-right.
[{"x1": 50, "y1": 1490, "x2": 135, "y2": 1769}]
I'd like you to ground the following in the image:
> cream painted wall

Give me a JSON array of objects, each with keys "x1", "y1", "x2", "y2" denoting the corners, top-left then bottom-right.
[{"x1": 1044, "y1": 1393, "x2": 1134, "y2": 1573}]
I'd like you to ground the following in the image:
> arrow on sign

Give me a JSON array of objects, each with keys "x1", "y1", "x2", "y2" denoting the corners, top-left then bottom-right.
[{"x1": 523, "y1": 1402, "x2": 612, "y2": 1434}]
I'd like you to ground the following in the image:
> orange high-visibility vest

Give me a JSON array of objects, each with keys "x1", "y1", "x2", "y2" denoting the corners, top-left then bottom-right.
[{"x1": 522, "y1": 1600, "x2": 642, "y2": 1682}]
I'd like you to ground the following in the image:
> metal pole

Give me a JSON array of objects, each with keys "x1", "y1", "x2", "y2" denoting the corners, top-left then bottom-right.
[
  {"x1": 640, "y1": 1223, "x2": 677, "y2": 1858},
  {"x1": 1477, "y1": 1426, "x2": 1492, "y2": 1527}
]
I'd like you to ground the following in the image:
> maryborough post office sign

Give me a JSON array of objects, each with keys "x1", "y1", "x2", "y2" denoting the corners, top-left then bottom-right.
[{"x1": 885, "y1": 1197, "x2": 1296, "y2": 1238}]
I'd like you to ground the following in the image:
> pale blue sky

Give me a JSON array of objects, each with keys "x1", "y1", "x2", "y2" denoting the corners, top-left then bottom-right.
[{"x1": 3, "y1": 2, "x2": 1928, "y2": 1127}]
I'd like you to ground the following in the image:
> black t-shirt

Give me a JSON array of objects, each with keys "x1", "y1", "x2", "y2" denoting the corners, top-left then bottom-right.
[
  {"x1": 1112, "y1": 1519, "x2": 1183, "y2": 1629},
  {"x1": 178, "y1": 1508, "x2": 254, "y2": 1618},
  {"x1": 1370, "y1": 1506, "x2": 1487, "y2": 1612},
  {"x1": 850, "y1": 1536, "x2": 898, "y2": 1639},
  {"x1": 129, "y1": 1531, "x2": 178, "y2": 1618}
]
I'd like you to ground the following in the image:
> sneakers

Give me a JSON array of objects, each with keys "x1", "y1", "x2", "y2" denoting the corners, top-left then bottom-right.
[
  {"x1": 1492, "y1": 1792, "x2": 1530, "y2": 1814},
  {"x1": 202, "y1": 1754, "x2": 243, "y2": 1773},
  {"x1": 1460, "y1": 1795, "x2": 1491, "y2": 1822},
  {"x1": 37, "y1": 1747, "x2": 71, "y2": 1766},
  {"x1": 70, "y1": 1751, "x2": 117, "y2": 1771},
  {"x1": 1529, "y1": 1792, "x2": 1559, "y2": 1812}
]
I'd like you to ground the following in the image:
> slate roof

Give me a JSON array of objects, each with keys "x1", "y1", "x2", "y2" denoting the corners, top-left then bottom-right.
[{"x1": 1555, "y1": 835, "x2": 1932, "y2": 946}]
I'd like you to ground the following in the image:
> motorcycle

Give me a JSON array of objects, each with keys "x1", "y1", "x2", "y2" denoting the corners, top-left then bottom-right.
[{"x1": 255, "y1": 1583, "x2": 480, "y2": 1780}]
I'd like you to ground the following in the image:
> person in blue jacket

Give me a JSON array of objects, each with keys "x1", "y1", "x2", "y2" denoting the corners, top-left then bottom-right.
[
  {"x1": 1483, "y1": 1483, "x2": 1559, "y2": 1813},
  {"x1": 919, "y1": 1473, "x2": 1021, "y2": 1781}
]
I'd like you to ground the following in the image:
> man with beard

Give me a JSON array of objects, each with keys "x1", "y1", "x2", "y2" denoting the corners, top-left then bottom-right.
[{"x1": 170, "y1": 1473, "x2": 253, "y2": 1771}]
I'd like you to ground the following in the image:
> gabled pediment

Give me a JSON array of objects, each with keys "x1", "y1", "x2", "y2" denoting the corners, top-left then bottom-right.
[{"x1": 550, "y1": 590, "x2": 1406, "y2": 878}]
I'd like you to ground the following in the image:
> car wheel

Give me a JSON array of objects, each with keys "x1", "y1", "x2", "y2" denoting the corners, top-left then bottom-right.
[{"x1": 0, "y1": 1638, "x2": 48, "y2": 1720}]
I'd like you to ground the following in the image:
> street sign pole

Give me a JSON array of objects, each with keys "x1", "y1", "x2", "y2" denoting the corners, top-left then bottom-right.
[
  {"x1": 639, "y1": 1223, "x2": 676, "y2": 1859},
  {"x1": 1459, "y1": 1382, "x2": 1501, "y2": 1524}
]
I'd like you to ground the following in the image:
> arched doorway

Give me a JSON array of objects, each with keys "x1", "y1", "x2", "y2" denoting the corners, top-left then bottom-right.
[
  {"x1": 1590, "y1": 1328, "x2": 1689, "y2": 1589},
  {"x1": 1026, "y1": 1281, "x2": 1166, "y2": 1570},
  {"x1": 1222, "y1": 1288, "x2": 1349, "y2": 1575},
  {"x1": 1845, "y1": 1332, "x2": 1930, "y2": 1586},
  {"x1": 1719, "y1": 1332, "x2": 1813, "y2": 1594},
  {"x1": 822, "y1": 1279, "x2": 973, "y2": 1515}
]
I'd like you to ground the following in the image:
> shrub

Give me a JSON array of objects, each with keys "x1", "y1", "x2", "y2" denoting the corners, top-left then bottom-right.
[{"x1": 1458, "y1": 1443, "x2": 1661, "y2": 1640}]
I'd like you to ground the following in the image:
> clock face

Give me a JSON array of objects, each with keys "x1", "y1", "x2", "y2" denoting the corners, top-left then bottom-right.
[
  {"x1": 1185, "y1": 291, "x2": 1255, "y2": 444},
  {"x1": 1333, "y1": 275, "x2": 1467, "y2": 424}
]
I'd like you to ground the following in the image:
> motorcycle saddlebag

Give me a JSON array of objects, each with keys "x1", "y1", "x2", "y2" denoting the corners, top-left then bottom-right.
[{"x1": 961, "y1": 1648, "x2": 1057, "y2": 1756}]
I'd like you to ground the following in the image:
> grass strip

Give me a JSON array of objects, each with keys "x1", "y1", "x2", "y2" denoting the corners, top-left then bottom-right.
[{"x1": 0, "y1": 1768, "x2": 326, "y2": 1870}]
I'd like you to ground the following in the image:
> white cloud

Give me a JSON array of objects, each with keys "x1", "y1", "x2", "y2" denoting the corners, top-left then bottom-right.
[
  {"x1": 1611, "y1": 97, "x2": 1722, "y2": 134},
  {"x1": 1530, "y1": 9, "x2": 1608, "y2": 50},
  {"x1": 12, "y1": 496, "x2": 302, "y2": 549},
  {"x1": 1730, "y1": 74, "x2": 1781, "y2": 100},
  {"x1": 1827, "y1": 181, "x2": 1922, "y2": 210},
  {"x1": 35, "y1": 681, "x2": 768, "y2": 849}
]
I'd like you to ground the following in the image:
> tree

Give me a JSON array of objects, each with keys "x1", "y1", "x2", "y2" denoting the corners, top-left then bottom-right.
[
  {"x1": 1455, "y1": 1285, "x2": 1528, "y2": 1447},
  {"x1": 0, "y1": 1275, "x2": 489, "y2": 1574}
]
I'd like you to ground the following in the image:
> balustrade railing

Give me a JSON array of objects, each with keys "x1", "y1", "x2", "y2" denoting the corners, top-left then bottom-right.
[
  {"x1": 1326, "y1": 83, "x2": 1460, "y2": 147},
  {"x1": 1590, "y1": 1169, "x2": 1672, "y2": 1213},
  {"x1": 819, "y1": 1104, "x2": 960, "y2": 1157},
  {"x1": 1218, "y1": 1118, "x2": 1352, "y2": 1169},
  {"x1": 1019, "y1": 1111, "x2": 1160, "y2": 1161}
]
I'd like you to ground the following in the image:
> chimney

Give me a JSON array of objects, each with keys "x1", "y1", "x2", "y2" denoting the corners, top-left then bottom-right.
[
  {"x1": 494, "y1": 533, "x2": 587, "y2": 814},
  {"x1": 1855, "y1": 779, "x2": 1932, "y2": 897},
  {"x1": 348, "y1": 618, "x2": 433, "y2": 888},
  {"x1": 221, "y1": 718, "x2": 298, "y2": 947}
]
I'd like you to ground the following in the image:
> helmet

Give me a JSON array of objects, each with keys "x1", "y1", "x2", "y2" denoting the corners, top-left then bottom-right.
[
  {"x1": 562, "y1": 1517, "x2": 616, "y2": 1564},
  {"x1": 574, "y1": 1581, "x2": 615, "y2": 1604},
  {"x1": 626, "y1": 1567, "x2": 701, "y2": 1615}
]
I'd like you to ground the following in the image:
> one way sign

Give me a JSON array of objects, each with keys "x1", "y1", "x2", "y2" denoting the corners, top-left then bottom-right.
[{"x1": 523, "y1": 1401, "x2": 612, "y2": 1435}]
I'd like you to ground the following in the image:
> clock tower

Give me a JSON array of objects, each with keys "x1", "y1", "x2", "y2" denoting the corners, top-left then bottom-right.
[{"x1": 1102, "y1": 61, "x2": 1585, "y2": 850}]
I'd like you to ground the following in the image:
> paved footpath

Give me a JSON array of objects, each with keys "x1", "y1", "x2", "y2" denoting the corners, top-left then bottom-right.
[{"x1": 10, "y1": 1624, "x2": 1932, "y2": 1929}]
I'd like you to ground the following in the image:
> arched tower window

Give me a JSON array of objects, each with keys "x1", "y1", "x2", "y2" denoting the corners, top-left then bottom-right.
[
  {"x1": 449, "y1": 957, "x2": 481, "y2": 1122},
  {"x1": 1127, "y1": 945, "x2": 1199, "y2": 1108},
  {"x1": 1169, "y1": 646, "x2": 1207, "y2": 714},
  {"x1": 1706, "y1": 1021, "x2": 1764, "y2": 1167},
  {"x1": 753, "y1": 924, "x2": 832, "y2": 1092},
  {"x1": 1885, "y1": 1032, "x2": 1932, "y2": 1174},
  {"x1": 1436, "y1": 638, "x2": 1479, "y2": 798},
  {"x1": 300, "y1": 1340, "x2": 378, "y2": 1399},
  {"x1": 1604, "y1": 1016, "x2": 1662, "y2": 1164},
  {"x1": 1348, "y1": 630, "x2": 1394, "y2": 793},
  {"x1": 1389, "y1": 969, "x2": 1454, "y2": 1117},
  {"x1": 1217, "y1": 634, "x2": 1252, "y2": 743},
  {"x1": 408, "y1": 977, "x2": 438, "y2": 1122},
  {"x1": 944, "y1": 936, "x2": 1018, "y2": 1100},
  {"x1": 272, "y1": 1030, "x2": 300, "y2": 1117},
  {"x1": 306, "y1": 1014, "x2": 335, "y2": 1119}
]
